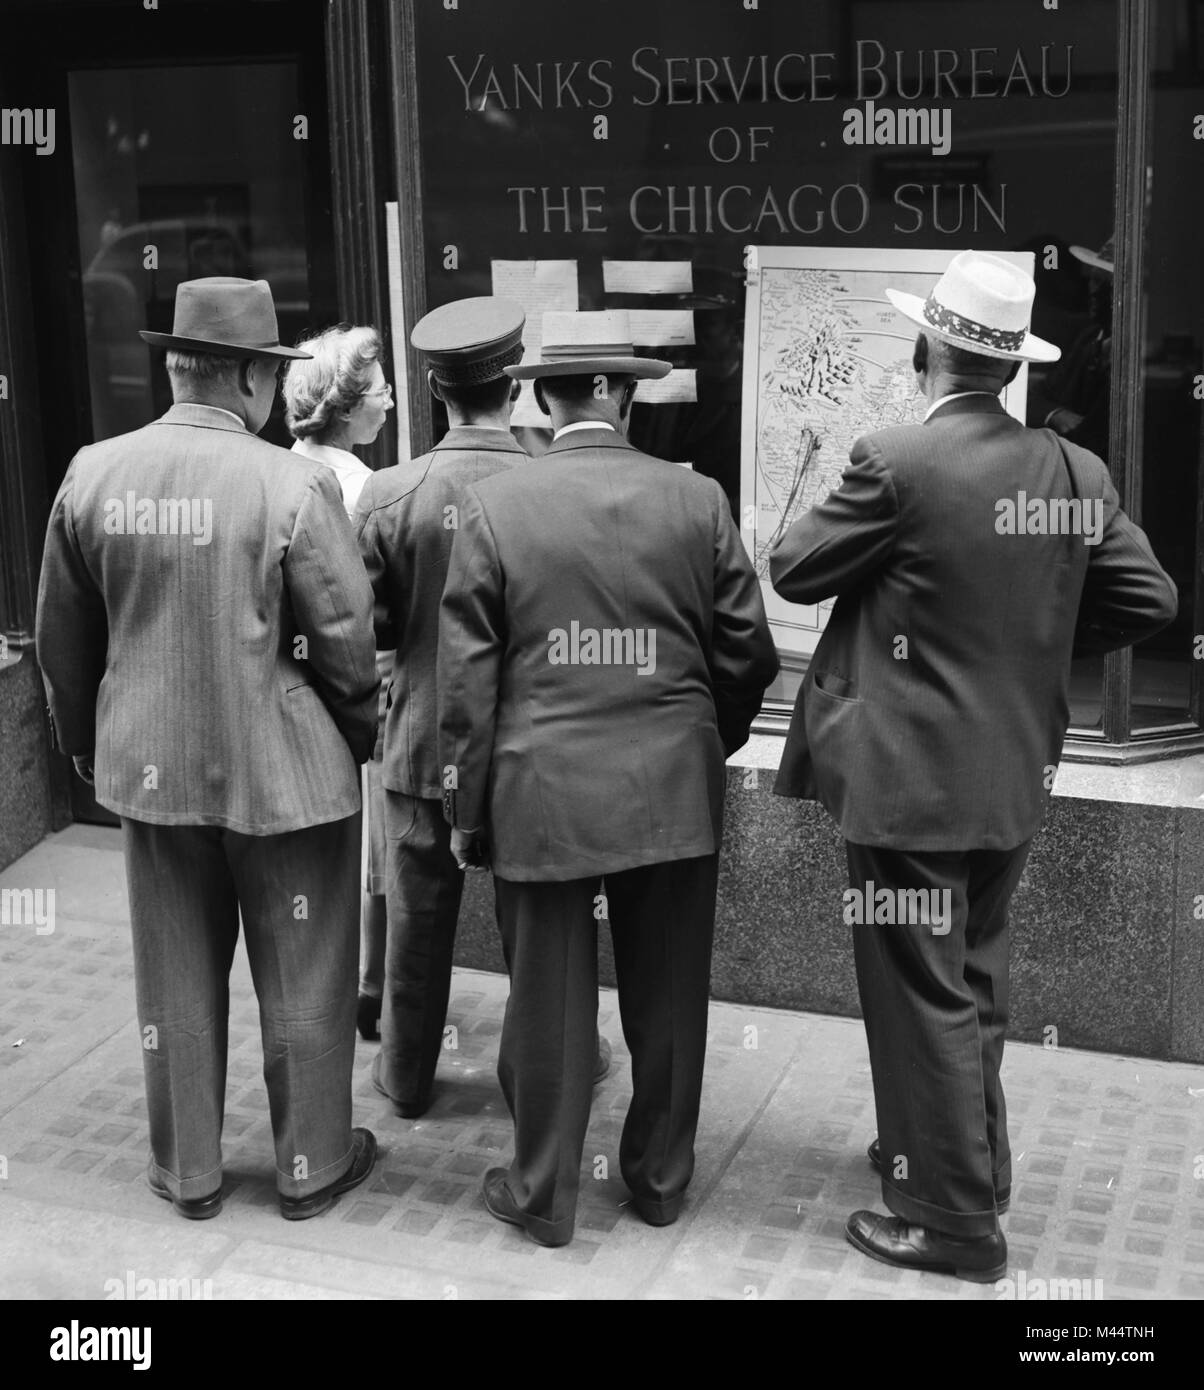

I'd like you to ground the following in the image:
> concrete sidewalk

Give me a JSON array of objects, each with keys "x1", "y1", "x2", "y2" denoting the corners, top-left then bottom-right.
[{"x1": 1, "y1": 826, "x2": 1202, "y2": 1300}]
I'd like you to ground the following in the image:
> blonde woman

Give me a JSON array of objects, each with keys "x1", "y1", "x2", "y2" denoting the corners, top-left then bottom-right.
[{"x1": 283, "y1": 324, "x2": 395, "y2": 1041}]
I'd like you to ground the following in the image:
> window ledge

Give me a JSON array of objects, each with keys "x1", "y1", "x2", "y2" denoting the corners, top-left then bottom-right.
[{"x1": 728, "y1": 734, "x2": 1204, "y2": 812}]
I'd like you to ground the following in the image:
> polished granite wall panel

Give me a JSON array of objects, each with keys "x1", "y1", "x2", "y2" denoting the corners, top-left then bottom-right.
[
  {"x1": 458, "y1": 869, "x2": 507, "y2": 977},
  {"x1": 710, "y1": 775, "x2": 853, "y2": 1016},
  {"x1": 1007, "y1": 797, "x2": 1174, "y2": 1058},
  {"x1": 1171, "y1": 808, "x2": 1204, "y2": 1063},
  {"x1": 453, "y1": 770, "x2": 1201, "y2": 1063},
  {"x1": 0, "y1": 657, "x2": 52, "y2": 872}
]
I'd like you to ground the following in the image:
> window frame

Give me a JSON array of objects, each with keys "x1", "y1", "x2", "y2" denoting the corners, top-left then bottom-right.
[{"x1": 386, "y1": 0, "x2": 1199, "y2": 766}]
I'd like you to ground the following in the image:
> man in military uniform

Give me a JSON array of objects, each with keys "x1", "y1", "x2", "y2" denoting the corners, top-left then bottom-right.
[{"x1": 355, "y1": 298, "x2": 530, "y2": 1118}]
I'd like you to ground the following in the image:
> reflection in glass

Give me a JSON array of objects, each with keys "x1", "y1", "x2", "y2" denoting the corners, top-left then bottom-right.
[
  {"x1": 414, "y1": 0, "x2": 1120, "y2": 711},
  {"x1": 68, "y1": 64, "x2": 310, "y2": 447},
  {"x1": 1130, "y1": 11, "x2": 1203, "y2": 731}
]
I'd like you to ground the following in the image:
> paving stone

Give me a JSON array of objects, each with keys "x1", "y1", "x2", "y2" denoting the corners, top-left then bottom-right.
[{"x1": 2, "y1": 829, "x2": 1203, "y2": 1302}]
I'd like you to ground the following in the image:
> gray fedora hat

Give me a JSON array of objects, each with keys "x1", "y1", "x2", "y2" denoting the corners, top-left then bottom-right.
[{"x1": 140, "y1": 277, "x2": 312, "y2": 359}]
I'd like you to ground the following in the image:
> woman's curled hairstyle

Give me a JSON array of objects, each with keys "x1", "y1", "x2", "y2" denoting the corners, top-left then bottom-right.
[{"x1": 283, "y1": 324, "x2": 383, "y2": 440}]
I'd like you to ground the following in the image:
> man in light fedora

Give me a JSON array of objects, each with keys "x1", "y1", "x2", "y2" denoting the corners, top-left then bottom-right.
[
  {"x1": 770, "y1": 250, "x2": 1176, "y2": 1280},
  {"x1": 438, "y1": 310, "x2": 778, "y2": 1246},
  {"x1": 36, "y1": 276, "x2": 381, "y2": 1221}
]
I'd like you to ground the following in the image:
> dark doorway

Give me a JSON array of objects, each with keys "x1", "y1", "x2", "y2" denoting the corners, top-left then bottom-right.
[{"x1": 5, "y1": 0, "x2": 339, "y2": 824}]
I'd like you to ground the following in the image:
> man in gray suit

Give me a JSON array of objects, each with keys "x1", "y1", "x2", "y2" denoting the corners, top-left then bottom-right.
[
  {"x1": 36, "y1": 277, "x2": 381, "y2": 1221},
  {"x1": 770, "y1": 252, "x2": 1177, "y2": 1281},
  {"x1": 355, "y1": 297, "x2": 529, "y2": 1118},
  {"x1": 439, "y1": 311, "x2": 779, "y2": 1246}
]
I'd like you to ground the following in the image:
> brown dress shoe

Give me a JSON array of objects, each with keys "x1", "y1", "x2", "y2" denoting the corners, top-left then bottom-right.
[
  {"x1": 371, "y1": 1050, "x2": 431, "y2": 1119},
  {"x1": 845, "y1": 1209, "x2": 1007, "y2": 1283},
  {"x1": 629, "y1": 1193, "x2": 682, "y2": 1227},
  {"x1": 867, "y1": 1137, "x2": 1010, "y2": 1213},
  {"x1": 357, "y1": 994, "x2": 382, "y2": 1042},
  {"x1": 279, "y1": 1128, "x2": 378, "y2": 1221},
  {"x1": 147, "y1": 1161, "x2": 222, "y2": 1220},
  {"x1": 482, "y1": 1167, "x2": 570, "y2": 1248}
]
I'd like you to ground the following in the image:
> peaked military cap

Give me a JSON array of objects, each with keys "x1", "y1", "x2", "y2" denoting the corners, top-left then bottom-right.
[{"x1": 411, "y1": 297, "x2": 526, "y2": 387}]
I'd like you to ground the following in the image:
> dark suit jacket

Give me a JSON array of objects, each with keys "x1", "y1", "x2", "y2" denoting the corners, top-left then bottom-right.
[
  {"x1": 35, "y1": 403, "x2": 379, "y2": 834},
  {"x1": 355, "y1": 426, "x2": 528, "y2": 800},
  {"x1": 437, "y1": 427, "x2": 779, "y2": 881},
  {"x1": 770, "y1": 395, "x2": 1177, "y2": 851}
]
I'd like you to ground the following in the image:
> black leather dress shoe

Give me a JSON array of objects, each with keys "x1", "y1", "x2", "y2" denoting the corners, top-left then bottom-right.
[
  {"x1": 357, "y1": 994, "x2": 382, "y2": 1042},
  {"x1": 482, "y1": 1167, "x2": 569, "y2": 1247},
  {"x1": 147, "y1": 1163, "x2": 222, "y2": 1220},
  {"x1": 629, "y1": 1194, "x2": 682, "y2": 1227},
  {"x1": 279, "y1": 1128, "x2": 378, "y2": 1221},
  {"x1": 594, "y1": 1036, "x2": 612, "y2": 1085},
  {"x1": 867, "y1": 1137, "x2": 1011, "y2": 1213},
  {"x1": 371, "y1": 1050, "x2": 431, "y2": 1119},
  {"x1": 845, "y1": 1209, "x2": 1007, "y2": 1282}
]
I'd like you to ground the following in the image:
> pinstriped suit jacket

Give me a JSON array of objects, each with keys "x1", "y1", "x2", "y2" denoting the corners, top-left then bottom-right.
[
  {"x1": 35, "y1": 403, "x2": 379, "y2": 834},
  {"x1": 770, "y1": 395, "x2": 1177, "y2": 851}
]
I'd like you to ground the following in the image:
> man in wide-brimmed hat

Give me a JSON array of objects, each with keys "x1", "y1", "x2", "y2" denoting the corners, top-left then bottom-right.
[
  {"x1": 437, "y1": 310, "x2": 778, "y2": 1246},
  {"x1": 1034, "y1": 236, "x2": 1115, "y2": 457},
  {"x1": 37, "y1": 276, "x2": 381, "y2": 1221},
  {"x1": 770, "y1": 250, "x2": 1176, "y2": 1281}
]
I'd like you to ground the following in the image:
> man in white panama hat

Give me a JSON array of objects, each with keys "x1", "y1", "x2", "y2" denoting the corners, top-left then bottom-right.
[
  {"x1": 437, "y1": 309, "x2": 778, "y2": 1246},
  {"x1": 770, "y1": 250, "x2": 1176, "y2": 1281}
]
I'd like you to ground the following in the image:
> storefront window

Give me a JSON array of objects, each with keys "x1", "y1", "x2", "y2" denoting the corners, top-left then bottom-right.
[
  {"x1": 1129, "y1": 6, "x2": 1204, "y2": 732},
  {"x1": 68, "y1": 64, "x2": 311, "y2": 446},
  {"x1": 412, "y1": 0, "x2": 1120, "y2": 714}
]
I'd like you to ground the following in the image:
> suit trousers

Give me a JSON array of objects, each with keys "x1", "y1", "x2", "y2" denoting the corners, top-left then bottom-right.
[
  {"x1": 846, "y1": 838, "x2": 1033, "y2": 1238},
  {"x1": 120, "y1": 813, "x2": 361, "y2": 1201},
  {"x1": 494, "y1": 854, "x2": 718, "y2": 1245},
  {"x1": 379, "y1": 791, "x2": 466, "y2": 1108},
  {"x1": 358, "y1": 754, "x2": 388, "y2": 998}
]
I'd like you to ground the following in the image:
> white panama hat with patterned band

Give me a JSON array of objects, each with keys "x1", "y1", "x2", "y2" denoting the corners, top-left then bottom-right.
[{"x1": 885, "y1": 250, "x2": 1061, "y2": 364}]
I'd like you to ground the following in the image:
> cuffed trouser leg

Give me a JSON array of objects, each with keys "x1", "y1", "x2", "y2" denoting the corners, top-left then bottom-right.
[
  {"x1": 965, "y1": 840, "x2": 1032, "y2": 1199},
  {"x1": 607, "y1": 854, "x2": 718, "y2": 1217},
  {"x1": 122, "y1": 820, "x2": 237, "y2": 1202},
  {"x1": 847, "y1": 840, "x2": 1026, "y2": 1239},
  {"x1": 227, "y1": 813, "x2": 361, "y2": 1199},
  {"x1": 359, "y1": 756, "x2": 387, "y2": 997},
  {"x1": 380, "y1": 792, "x2": 465, "y2": 1108},
  {"x1": 493, "y1": 876, "x2": 597, "y2": 1245}
]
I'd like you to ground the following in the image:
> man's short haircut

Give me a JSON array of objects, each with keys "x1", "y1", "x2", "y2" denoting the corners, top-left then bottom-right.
[
  {"x1": 538, "y1": 372, "x2": 635, "y2": 407},
  {"x1": 282, "y1": 323, "x2": 383, "y2": 440},
  {"x1": 438, "y1": 373, "x2": 514, "y2": 415},
  {"x1": 913, "y1": 331, "x2": 1017, "y2": 385},
  {"x1": 165, "y1": 349, "x2": 242, "y2": 388}
]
